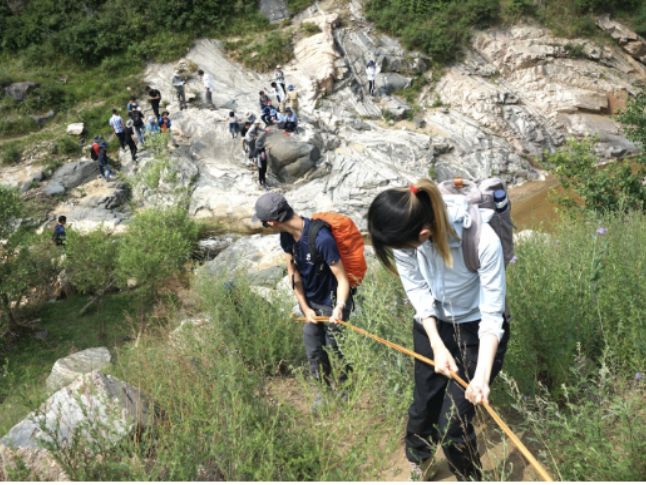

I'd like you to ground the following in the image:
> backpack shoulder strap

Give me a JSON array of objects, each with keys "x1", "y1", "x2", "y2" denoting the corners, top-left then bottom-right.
[
  {"x1": 307, "y1": 219, "x2": 330, "y2": 267},
  {"x1": 461, "y1": 204, "x2": 482, "y2": 273}
]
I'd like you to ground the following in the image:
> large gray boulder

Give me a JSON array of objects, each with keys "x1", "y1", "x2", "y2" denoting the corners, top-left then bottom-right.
[
  {"x1": 44, "y1": 159, "x2": 99, "y2": 194},
  {"x1": 1, "y1": 371, "x2": 153, "y2": 450},
  {"x1": 597, "y1": 15, "x2": 646, "y2": 64},
  {"x1": 4, "y1": 81, "x2": 38, "y2": 102},
  {"x1": 259, "y1": 0, "x2": 289, "y2": 23},
  {"x1": 265, "y1": 130, "x2": 320, "y2": 181},
  {"x1": 46, "y1": 347, "x2": 112, "y2": 392}
]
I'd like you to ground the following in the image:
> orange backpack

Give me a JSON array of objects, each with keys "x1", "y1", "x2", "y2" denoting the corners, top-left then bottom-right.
[{"x1": 309, "y1": 212, "x2": 367, "y2": 287}]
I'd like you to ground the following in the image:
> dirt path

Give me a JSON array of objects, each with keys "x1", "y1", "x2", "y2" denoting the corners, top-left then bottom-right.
[{"x1": 266, "y1": 377, "x2": 542, "y2": 481}]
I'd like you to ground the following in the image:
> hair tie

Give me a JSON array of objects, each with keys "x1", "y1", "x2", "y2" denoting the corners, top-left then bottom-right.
[{"x1": 409, "y1": 184, "x2": 419, "y2": 195}]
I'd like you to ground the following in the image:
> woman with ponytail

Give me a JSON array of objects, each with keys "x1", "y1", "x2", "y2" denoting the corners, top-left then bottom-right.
[{"x1": 367, "y1": 179, "x2": 509, "y2": 481}]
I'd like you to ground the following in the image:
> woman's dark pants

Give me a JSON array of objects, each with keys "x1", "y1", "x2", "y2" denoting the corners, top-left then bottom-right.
[{"x1": 405, "y1": 318, "x2": 509, "y2": 481}]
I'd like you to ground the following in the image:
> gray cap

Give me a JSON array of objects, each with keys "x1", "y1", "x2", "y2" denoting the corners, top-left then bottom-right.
[{"x1": 253, "y1": 192, "x2": 293, "y2": 224}]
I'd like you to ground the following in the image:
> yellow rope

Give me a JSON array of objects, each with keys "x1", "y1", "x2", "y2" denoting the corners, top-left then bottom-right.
[{"x1": 295, "y1": 315, "x2": 554, "y2": 482}]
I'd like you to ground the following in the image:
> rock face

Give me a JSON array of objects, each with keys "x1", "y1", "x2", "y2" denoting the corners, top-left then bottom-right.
[
  {"x1": 43, "y1": 159, "x2": 99, "y2": 194},
  {"x1": 4, "y1": 81, "x2": 38, "y2": 102},
  {"x1": 259, "y1": 0, "x2": 289, "y2": 23},
  {"x1": 0, "y1": 444, "x2": 69, "y2": 481},
  {"x1": 1, "y1": 371, "x2": 152, "y2": 450},
  {"x1": 597, "y1": 15, "x2": 646, "y2": 64},
  {"x1": 265, "y1": 129, "x2": 321, "y2": 181},
  {"x1": 45, "y1": 347, "x2": 112, "y2": 392}
]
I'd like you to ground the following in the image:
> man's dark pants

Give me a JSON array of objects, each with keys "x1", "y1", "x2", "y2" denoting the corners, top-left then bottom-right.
[
  {"x1": 304, "y1": 299, "x2": 353, "y2": 384},
  {"x1": 405, "y1": 318, "x2": 509, "y2": 481},
  {"x1": 116, "y1": 131, "x2": 126, "y2": 149},
  {"x1": 150, "y1": 100, "x2": 160, "y2": 118}
]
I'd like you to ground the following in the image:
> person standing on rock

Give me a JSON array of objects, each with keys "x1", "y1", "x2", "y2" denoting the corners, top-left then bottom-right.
[
  {"x1": 109, "y1": 109, "x2": 126, "y2": 150},
  {"x1": 124, "y1": 120, "x2": 138, "y2": 162},
  {"x1": 52, "y1": 215, "x2": 67, "y2": 246},
  {"x1": 172, "y1": 71, "x2": 187, "y2": 110},
  {"x1": 127, "y1": 100, "x2": 146, "y2": 146},
  {"x1": 92, "y1": 136, "x2": 112, "y2": 180},
  {"x1": 228, "y1": 111, "x2": 240, "y2": 139},
  {"x1": 286, "y1": 84, "x2": 299, "y2": 112},
  {"x1": 245, "y1": 121, "x2": 264, "y2": 165},
  {"x1": 255, "y1": 131, "x2": 269, "y2": 189},
  {"x1": 274, "y1": 64, "x2": 286, "y2": 94},
  {"x1": 366, "y1": 60, "x2": 378, "y2": 96},
  {"x1": 367, "y1": 179, "x2": 509, "y2": 481},
  {"x1": 146, "y1": 85, "x2": 162, "y2": 119},
  {"x1": 198, "y1": 69, "x2": 215, "y2": 109},
  {"x1": 271, "y1": 81, "x2": 286, "y2": 110},
  {"x1": 253, "y1": 193, "x2": 353, "y2": 412}
]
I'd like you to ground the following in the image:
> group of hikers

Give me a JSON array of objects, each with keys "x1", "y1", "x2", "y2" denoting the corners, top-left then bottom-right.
[{"x1": 253, "y1": 175, "x2": 512, "y2": 481}]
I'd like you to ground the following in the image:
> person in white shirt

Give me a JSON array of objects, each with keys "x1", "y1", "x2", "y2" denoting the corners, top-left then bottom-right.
[
  {"x1": 108, "y1": 109, "x2": 126, "y2": 149},
  {"x1": 366, "y1": 60, "x2": 378, "y2": 96},
  {"x1": 274, "y1": 64, "x2": 286, "y2": 94},
  {"x1": 367, "y1": 179, "x2": 509, "y2": 481},
  {"x1": 198, "y1": 69, "x2": 215, "y2": 108}
]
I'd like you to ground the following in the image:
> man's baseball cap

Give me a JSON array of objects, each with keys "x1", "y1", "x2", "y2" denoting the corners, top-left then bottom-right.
[{"x1": 253, "y1": 192, "x2": 293, "y2": 226}]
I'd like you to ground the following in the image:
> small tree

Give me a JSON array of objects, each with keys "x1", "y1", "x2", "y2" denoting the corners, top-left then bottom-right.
[
  {"x1": 115, "y1": 207, "x2": 199, "y2": 343},
  {"x1": 64, "y1": 227, "x2": 119, "y2": 315},
  {"x1": 0, "y1": 186, "x2": 58, "y2": 340}
]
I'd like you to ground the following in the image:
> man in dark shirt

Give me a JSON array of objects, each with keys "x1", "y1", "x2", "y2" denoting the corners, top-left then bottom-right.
[
  {"x1": 253, "y1": 193, "x2": 353, "y2": 391},
  {"x1": 146, "y1": 85, "x2": 162, "y2": 118}
]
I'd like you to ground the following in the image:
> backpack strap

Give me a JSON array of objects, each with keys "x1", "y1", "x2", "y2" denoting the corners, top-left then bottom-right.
[
  {"x1": 461, "y1": 204, "x2": 483, "y2": 273},
  {"x1": 307, "y1": 219, "x2": 330, "y2": 271}
]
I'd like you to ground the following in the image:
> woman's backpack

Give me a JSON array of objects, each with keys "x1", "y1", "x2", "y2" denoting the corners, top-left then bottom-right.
[
  {"x1": 438, "y1": 177, "x2": 514, "y2": 272},
  {"x1": 308, "y1": 212, "x2": 367, "y2": 287}
]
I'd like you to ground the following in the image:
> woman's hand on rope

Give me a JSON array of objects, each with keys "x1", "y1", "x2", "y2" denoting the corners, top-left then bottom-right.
[
  {"x1": 431, "y1": 344, "x2": 458, "y2": 378},
  {"x1": 465, "y1": 377, "x2": 490, "y2": 405}
]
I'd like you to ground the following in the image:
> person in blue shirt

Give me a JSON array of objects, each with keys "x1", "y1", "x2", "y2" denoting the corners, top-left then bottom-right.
[
  {"x1": 253, "y1": 193, "x2": 353, "y2": 400},
  {"x1": 52, "y1": 215, "x2": 67, "y2": 246},
  {"x1": 284, "y1": 107, "x2": 298, "y2": 133}
]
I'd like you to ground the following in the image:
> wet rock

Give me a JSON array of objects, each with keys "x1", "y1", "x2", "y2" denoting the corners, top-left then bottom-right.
[
  {"x1": 4, "y1": 81, "x2": 38, "y2": 102},
  {"x1": 1, "y1": 371, "x2": 154, "y2": 450},
  {"x1": 46, "y1": 347, "x2": 112, "y2": 392}
]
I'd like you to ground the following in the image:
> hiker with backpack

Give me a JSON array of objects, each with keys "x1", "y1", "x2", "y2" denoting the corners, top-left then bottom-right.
[
  {"x1": 286, "y1": 84, "x2": 299, "y2": 112},
  {"x1": 366, "y1": 178, "x2": 512, "y2": 481},
  {"x1": 274, "y1": 65, "x2": 286, "y2": 94},
  {"x1": 245, "y1": 122, "x2": 264, "y2": 164},
  {"x1": 146, "y1": 85, "x2": 162, "y2": 118},
  {"x1": 127, "y1": 100, "x2": 145, "y2": 146},
  {"x1": 253, "y1": 193, "x2": 366, "y2": 411},
  {"x1": 255, "y1": 133, "x2": 269, "y2": 189},
  {"x1": 259, "y1": 90, "x2": 271, "y2": 110},
  {"x1": 52, "y1": 215, "x2": 67, "y2": 246},
  {"x1": 271, "y1": 81, "x2": 286, "y2": 110},
  {"x1": 90, "y1": 136, "x2": 112, "y2": 180}
]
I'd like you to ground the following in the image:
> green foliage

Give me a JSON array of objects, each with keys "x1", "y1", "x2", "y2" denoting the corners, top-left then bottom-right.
[
  {"x1": 288, "y1": 0, "x2": 314, "y2": 15},
  {"x1": 197, "y1": 277, "x2": 303, "y2": 375},
  {"x1": 64, "y1": 228, "x2": 118, "y2": 295},
  {"x1": 505, "y1": 353, "x2": 646, "y2": 480},
  {"x1": 0, "y1": 186, "x2": 23, "y2": 239},
  {"x1": 225, "y1": 30, "x2": 294, "y2": 72},
  {"x1": 52, "y1": 135, "x2": 81, "y2": 157},
  {"x1": 116, "y1": 207, "x2": 199, "y2": 294},
  {"x1": 365, "y1": 0, "x2": 500, "y2": 65},
  {"x1": 0, "y1": 115, "x2": 38, "y2": 137},
  {"x1": 301, "y1": 22, "x2": 322, "y2": 35},
  {"x1": 616, "y1": 91, "x2": 646, "y2": 162},
  {"x1": 506, "y1": 212, "x2": 646, "y2": 395},
  {"x1": 546, "y1": 137, "x2": 645, "y2": 213}
]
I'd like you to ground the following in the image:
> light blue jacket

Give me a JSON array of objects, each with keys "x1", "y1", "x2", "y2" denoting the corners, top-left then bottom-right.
[{"x1": 393, "y1": 196, "x2": 506, "y2": 341}]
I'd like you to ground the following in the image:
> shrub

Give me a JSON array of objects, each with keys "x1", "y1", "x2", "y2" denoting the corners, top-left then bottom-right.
[
  {"x1": 65, "y1": 228, "x2": 119, "y2": 296},
  {"x1": 301, "y1": 22, "x2": 322, "y2": 35},
  {"x1": 0, "y1": 142, "x2": 23, "y2": 165},
  {"x1": 546, "y1": 137, "x2": 645, "y2": 213},
  {"x1": 0, "y1": 115, "x2": 38, "y2": 137},
  {"x1": 505, "y1": 211, "x2": 646, "y2": 395},
  {"x1": 225, "y1": 30, "x2": 294, "y2": 72},
  {"x1": 116, "y1": 207, "x2": 199, "y2": 294},
  {"x1": 53, "y1": 136, "x2": 81, "y2": 157}
]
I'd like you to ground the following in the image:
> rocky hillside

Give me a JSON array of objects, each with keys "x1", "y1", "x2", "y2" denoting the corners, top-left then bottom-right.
[{"x1": 1, "y1": 1, "x2": 645, "y2": 236}]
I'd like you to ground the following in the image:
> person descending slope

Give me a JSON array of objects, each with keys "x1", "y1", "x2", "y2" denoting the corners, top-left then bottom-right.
[
  {"x1": 366, "y1": 60, "x2": 378, "y2": 96},
  {"x1": 367, "y1": 179, "x2": 509, "y2": 481},
  {"x1": 171, "y1": 71, "x2": 187, "y2": 110},
  {"x1": 254, "y1": 194, "x2": 366, "y2": 412}
]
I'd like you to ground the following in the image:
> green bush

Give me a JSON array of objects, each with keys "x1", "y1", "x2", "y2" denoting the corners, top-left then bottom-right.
[
  {"x1": 506, "y1": 211, "x2": 646, "y2": 395},
  {"x1": 0, "y1": 142, "x2": 24, "y2": 165},
  {"x1": 546, "y1": 137, "x2": 645, "y2": 213},
  {"x1": 116, "y1": 207, "x2": 199, "y2": 293},
  {"x1": 65, "y1": 228, "x2": 119, "y2": 296},
  {"x1": 0, "y1": 115, "x2": 38, "y2": 137},
  {"x1": 225, "y1": 30, "x2": 294, "y2": 72},
  {"x1": 53, "y1": 136, "x2": 81, "y2": 156}
]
